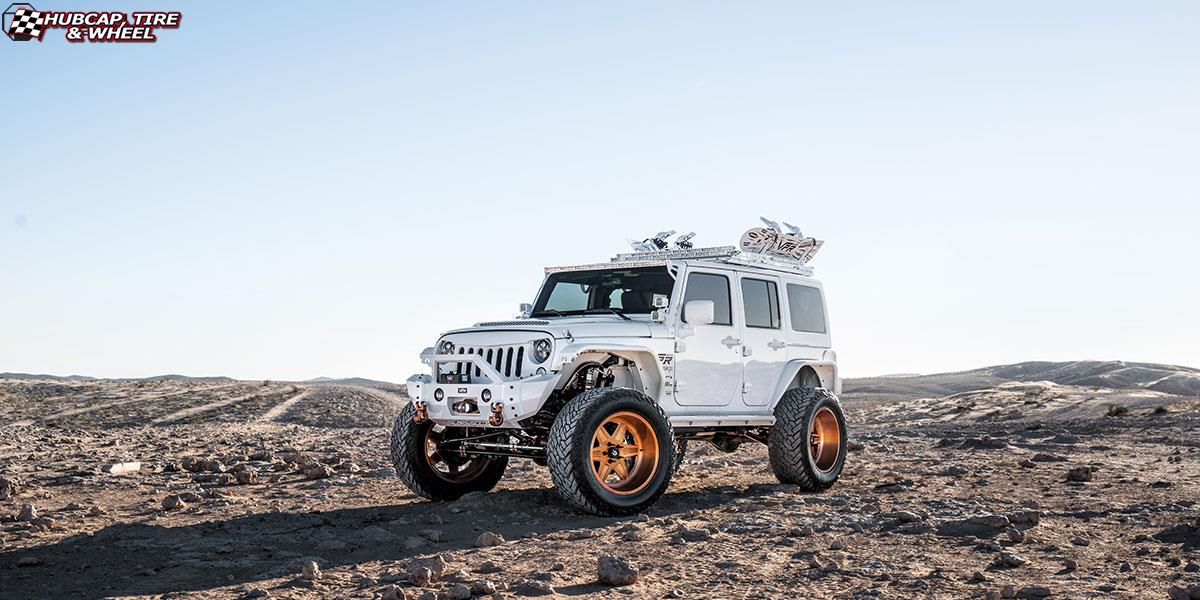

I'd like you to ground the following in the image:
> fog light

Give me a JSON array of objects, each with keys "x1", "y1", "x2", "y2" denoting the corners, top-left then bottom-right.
[
  {"x1": 433, "y1": 388, "x2": 445, "y2": 401},
  {"x1": 481, "y1": 388, "x2": 492, "y2": 402}
]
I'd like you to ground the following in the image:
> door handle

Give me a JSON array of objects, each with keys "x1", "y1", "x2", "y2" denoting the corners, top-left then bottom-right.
[
  {"x1": 742, "y1": 346, "x2": 753, "y2": 357},
  {"x1": 721, "y1": 336, "x2": 742, "y2": 348},
  {"x1": 768, "y1": 339, "x2": 787, "y2": 350}
]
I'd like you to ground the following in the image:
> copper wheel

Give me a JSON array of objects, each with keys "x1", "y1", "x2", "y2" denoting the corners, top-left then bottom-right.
[
  {"x1": 589, "y1": 411, "x2": 659, "y2": 495},
  {"x1": 423, "y1": 427, "x2": 491, "y2": 483},
  {"x1": 809, "y1": 406, "x2": 842, "y2": 473}
]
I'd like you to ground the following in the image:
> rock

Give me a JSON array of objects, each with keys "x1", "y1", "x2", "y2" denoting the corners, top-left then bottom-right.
[
  {"x1": 969, "y1": 514, "x2": 1011, "y2": 529},
  {"x1": 415, "y1": 593, "x2": 437, "y2": 600},
  {"x1": 1185, "y1": 562, "x2": 1200, "y2": 573},
  {"x1": 407, "y1": 555, "x2": 449, "y2": 578},
  {"x1": 680, "y1": 528, "x2": 711, "y2": 542},
  {"x1": 17, "y1": 556, "x2": 40, "y2": 567},
  {"x1": 597, "y1": 554, "x2": 638, "y2": 586},
  {"x1": 971, "y1": 571, "x2": 988, "y2": 582},
  {"x1": 381, "y1": 586, "x2": 407, "y2": 600},
  {"x1": 1007, "y1": 510, "x2": 1041, "y2": 525},
  {"x1": 830, "y1": 540, "x2": 845, "y2": 550},
  {"x1": 477, "y1": 560, "x2": 502, "y2": 574},
  {"x1": 789, "y1": 526, "x2": 815, "y2": 537},
  {"x1": 1118, "y1": 561, "x2": 1132, "y2": 573},
  {"x1": 301, "y1": 560, "x2": 322, "y2": 581},
  {"x1": 1062, "y1": 558, "x2": 1077, "y2": 570},
  {"x1": 0, "y1": 476, "x2": 19, "y2": 500},
  {"x1": 244, "y1": 588, "x2": 270, "y2": 598},
  {"x1": 567, "y1": 529, "x2": 596, "y2": 540},
  {"x1": 16, "y1": 504, "x2": 37, "y2": 521},
  {"x1": 102, "y1": 462, "x2": 141, "y2": 475},
  {"x1": 995, "y1": 551, "x2": 1026, "y2": 568},
  {"x1": 234, "y1": 467, "x2": 259, "y2": 485},
  {"x1": 1006, "y1": 528, "x2": 1025, "y2": 543},
  {"x1": 470, "y1": 580, "x2": 497, "y2": 595},
  {"x1": 1031, "y1": 453, "x2": 1066, "y2": 462},
  {"x1": 304, "y1": 464, "x2": 335, "y2": 480},
  {"x1": 446, "y1": 584, "x2": 472, "y2": 600},
  {"x1": 886, "y1": 511, "x2": 923, "y2": 523},
  {"x1": 1017, "y1": 586, "x2": 1051, "y2": 598},
  {"x1": 1000, "y1": 584, "x2": 1016, "y2": 598},
  {"x1": 161, "y1": 495, "x2": 187, "y2": 510},
  {"x1": 1065, "y1": 466, "x2": 1092, "y2": 482},
  {"x1": 476, "y1": 531, "x2": 505, "y2": 547},
  {"x1": 1168, "y1": 586, "x2": 1190, "y2": 600},
  {"x1": 1018, "y1": 459, "x2": 1036, "y2": 468},
  {"x1": 419, "y1": 529, "x2": 444, "y2": 543},
  {"x1": 1070, "y1": 536, "x2": 1089, "y2": 546},
  {"x1": 510, "y1": 578, "x2": 555, "y2": 596},
  {"x1": 938, "y1": 514, "x2": 1010, "y2": 538},
  {"x1": 407, "y1": 566, "x2": 433, "y2": 587}
]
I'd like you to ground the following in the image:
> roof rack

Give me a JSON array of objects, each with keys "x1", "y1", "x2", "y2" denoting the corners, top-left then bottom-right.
[{"x1": 545, "y1": 245, "x2": 814, "y2": 276}]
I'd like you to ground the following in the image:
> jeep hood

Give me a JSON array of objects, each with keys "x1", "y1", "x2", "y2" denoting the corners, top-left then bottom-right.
[{"x1": 444, "y1": 316, "x2": 657, "y2": 340}]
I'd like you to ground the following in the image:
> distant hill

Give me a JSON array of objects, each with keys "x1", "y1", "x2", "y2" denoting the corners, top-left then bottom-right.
[
  {"x1": 304, "y1": 376, "x2": 398, "y2": 386},
  {"x1": 0, "y1": 373, "x2": 232, "y2": 383},
  {"x1": 0, "y1": 372, "x2": 97, "y2": 382},
  {"x1": 844, "y1": 360, "x2": 1200, "y2": 404}
]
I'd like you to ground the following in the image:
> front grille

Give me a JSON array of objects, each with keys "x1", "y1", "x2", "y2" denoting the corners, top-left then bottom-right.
[{"x1": 454, "y1": 344, "x2": 528, "y2": 381}]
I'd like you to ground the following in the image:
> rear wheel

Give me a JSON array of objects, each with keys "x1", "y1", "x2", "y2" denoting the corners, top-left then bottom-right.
[
  {"x1": 547, "y1": 388, "x2": 675, "y2": 516},
  {"x1": 768, "y1": 387, "x2": 847, "y2": 490},
  {"x1": 390, "y1": 404, "x2": 508, "y2": 501}
]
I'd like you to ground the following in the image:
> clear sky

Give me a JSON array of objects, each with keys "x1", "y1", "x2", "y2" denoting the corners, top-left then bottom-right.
[{"x1": 2, "y1": 1, "x2": 1197, "y2": 381}]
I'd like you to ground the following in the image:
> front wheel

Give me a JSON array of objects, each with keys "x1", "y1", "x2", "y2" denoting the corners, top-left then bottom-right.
[
  {"x1": 547, "y1": 387, "x2": 676, "y2": 516},
  {"x1": 390, "y1": 404, "x2": 508, "y2": 501},
  {"x1": 768, "y1": 387, "x2": 847, "y2": 490}
]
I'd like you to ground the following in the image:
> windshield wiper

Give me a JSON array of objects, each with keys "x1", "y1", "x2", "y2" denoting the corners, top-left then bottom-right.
[
  {"x1": 533, "y1": 309, "x2": 565, "y2": 318},
  {"x1": 584, "y1": 308, "x2": 631, "y2": 321}
]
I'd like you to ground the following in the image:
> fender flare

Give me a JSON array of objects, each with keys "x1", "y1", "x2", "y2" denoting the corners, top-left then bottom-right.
[
  {"x1": 552, "y1": 342, "x2": 666, "y2": 398},
  {"x1": 767, "y1": 360, "x2": 840, "y2": 411}
]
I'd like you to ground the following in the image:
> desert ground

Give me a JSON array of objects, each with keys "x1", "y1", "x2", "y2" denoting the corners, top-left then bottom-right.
[{"x1": 1, "y1": 361, "x2": 1198, "y2": 600}]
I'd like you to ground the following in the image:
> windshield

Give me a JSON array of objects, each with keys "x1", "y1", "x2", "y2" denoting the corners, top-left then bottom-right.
[{"x1": 532, "y1": 267, "x2": 675, "y2": 317}]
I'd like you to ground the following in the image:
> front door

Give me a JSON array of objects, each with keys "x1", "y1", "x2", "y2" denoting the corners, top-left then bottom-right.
[
  {"x1": 737, "y1": 274, "x2": 789, "y2": 406},
  {"x1": 673, "y1": 268, "x2": 742, "y2": 406}
]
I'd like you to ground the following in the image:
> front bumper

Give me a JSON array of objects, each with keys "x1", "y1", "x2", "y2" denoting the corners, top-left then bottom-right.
[{"x1": 407, "y1": 353, "x2": 556, "y2": 428}]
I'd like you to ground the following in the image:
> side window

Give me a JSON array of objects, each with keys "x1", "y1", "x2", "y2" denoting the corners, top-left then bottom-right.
[
  {"x1": 741, "y1": 278, "x2": 780, "y2": 329},
  {"x1": 681, "y1": 272, "x2": 732, "y2": 325},
  {"x1": 786, "y1": 284, "x2": 827, "y2": 333}
]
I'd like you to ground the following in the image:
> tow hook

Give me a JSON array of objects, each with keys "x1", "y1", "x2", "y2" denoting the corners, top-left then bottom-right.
[
  {"x1": 489, "y1": 402, "x2": 504, "y2": 426},
  {"x1": 413, "y1": 401, "x2": 428, "y2": 424}
]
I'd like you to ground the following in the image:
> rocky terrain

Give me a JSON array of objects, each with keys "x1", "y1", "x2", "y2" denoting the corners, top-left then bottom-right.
[{"x1": 0, "y1": 361, "x2": 1197, "y2": 599}]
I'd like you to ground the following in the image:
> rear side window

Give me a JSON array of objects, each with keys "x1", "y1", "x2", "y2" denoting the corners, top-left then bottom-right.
[
  {"x1": 682, "y1": 272, "x2": 732, "y2": 325},
  {"x1": 741, "y1": 278, "x2": 780, "y2": 329},
  {"x1": 786, "y1": 284, "x2": 827, "y2": 333}
]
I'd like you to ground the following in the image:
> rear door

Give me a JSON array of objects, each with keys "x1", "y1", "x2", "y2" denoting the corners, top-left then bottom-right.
[
  {"x1": 784, "y1": 280, "x2": 831, "y2": 364},
  {"x1": 673, "y1": 268, "x2": 743, "y2": 407},
  {"x1": 737, "y1": 274, "x2": 789, "y2": 406}
]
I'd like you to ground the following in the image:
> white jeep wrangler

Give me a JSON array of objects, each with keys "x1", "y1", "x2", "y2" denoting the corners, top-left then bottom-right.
[{"x1": 392, "y1": 226, "x2": 847, "y2": 515}]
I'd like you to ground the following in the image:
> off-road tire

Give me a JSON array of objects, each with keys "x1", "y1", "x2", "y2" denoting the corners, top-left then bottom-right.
[
  {"x1": 768, "y1": 387, "x2": 847, "y2": 490},
  {"x1": 547, "y1": 387, "x2": 676, "y2": 516},
  {"x1": 390, "y1": 404, "x2": 508, "y2": 501}
]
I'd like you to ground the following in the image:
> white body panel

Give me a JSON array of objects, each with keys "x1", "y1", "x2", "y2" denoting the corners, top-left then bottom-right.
[{"x1": 408, "y1": 249, "x2": 837, "y2": 429}]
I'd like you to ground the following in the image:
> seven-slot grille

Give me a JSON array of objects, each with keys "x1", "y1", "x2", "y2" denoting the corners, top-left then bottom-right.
[{"x1": 455, "y1": 344, "x2": 527, "y2": 381}]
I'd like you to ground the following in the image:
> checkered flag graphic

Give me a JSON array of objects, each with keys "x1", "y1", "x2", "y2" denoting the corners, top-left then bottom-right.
[{"x1": 7, "y1": 6, "x2": 45, "y2": 41}]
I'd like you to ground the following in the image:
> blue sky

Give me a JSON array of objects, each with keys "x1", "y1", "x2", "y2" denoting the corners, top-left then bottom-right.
[{"x1": 2, "y1": 1, "x2": 1197, "y2": 381}]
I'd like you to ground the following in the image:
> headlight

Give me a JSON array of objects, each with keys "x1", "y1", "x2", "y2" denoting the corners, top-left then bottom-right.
[
  {"x1": 532, "y1": 338, "x2": 552, "y2": 363},
  {"x1": 438, "y1": 340, "x2": 455, "y2": 355}
]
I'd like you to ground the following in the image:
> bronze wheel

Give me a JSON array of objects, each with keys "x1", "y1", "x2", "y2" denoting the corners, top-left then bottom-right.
[
  {"x1": 809, "y1": 406, "x2": 842, "y2": 473},
  {"x1": 589, "y1": 411, "x2": 659, "y2": 495},
  {"x1": 423, "y1": 426, "x2": 492, "y2": 483},
  {"x1": 768, "y1": 387, "x2": 847, "y2": 490}
]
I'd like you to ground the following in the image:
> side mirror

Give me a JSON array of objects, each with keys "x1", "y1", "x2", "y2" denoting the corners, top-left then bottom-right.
[
  {"x1": 518, "y1": 303, "x2": 533, "y2": 318},
  {"x1": 683, "y1": 300, "x2": 715, "y2": 326}
]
